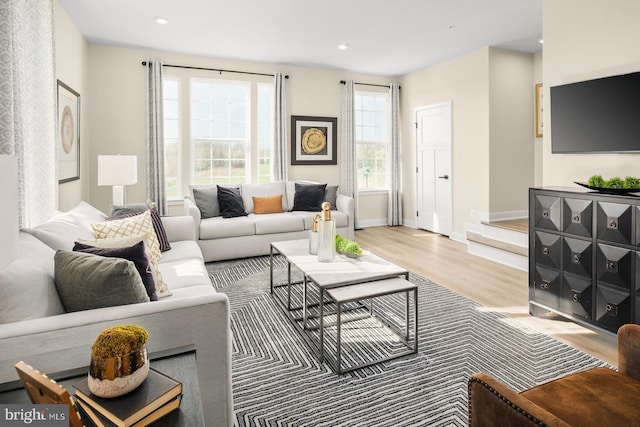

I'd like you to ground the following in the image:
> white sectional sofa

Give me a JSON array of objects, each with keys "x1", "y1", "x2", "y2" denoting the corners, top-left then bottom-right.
[
  {"x1": 185, "y1": 181, "x2": 355, "y2": 262},
  {"x1": 0, "y1": 202, "x2": 233, "y2": 427}
]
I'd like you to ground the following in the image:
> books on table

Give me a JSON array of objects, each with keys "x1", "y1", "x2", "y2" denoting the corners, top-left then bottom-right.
[{"x1": 73, "y1": 367, "x2": 182, "y2": 427}]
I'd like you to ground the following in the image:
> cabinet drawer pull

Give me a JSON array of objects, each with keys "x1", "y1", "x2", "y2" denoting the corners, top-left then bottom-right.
[
  {"x1": 542, "y1": 247, "x2": 550, "y2": 255},
  {"x1": 572, "y1": 254, "x2": 581, "y2": 263},
  {"x1": 605, "y1": 303, "x2": 619, "y2": 316},
  {"x1": 572, "y1": 293, "x2": 580, "y2": 303},
  {"x1": 542, "y1": 211, "x2": 549, "y2": 218},
  {"x1": 608, "y1": 220, "x2": 618, "y2": 229},
  {"x1": 572, "y1": 214, "x2": 581, "y2": 223},
  {"x1": 540, "y1": 282, "x2": 550, "y2": 290},
  {"x1": 606, "y1": 261, "x2": 616, "y2": 270}
]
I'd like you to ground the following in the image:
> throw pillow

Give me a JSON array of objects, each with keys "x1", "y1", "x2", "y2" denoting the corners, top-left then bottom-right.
[
  {"x1": 109, "y1": 207, "x2": 171, "y2": 252},
  {"x1": 192, "y1": 187, "x2": 221, "y2": 219},
  {"x1": 217, "y1": 186, "x2": 247, "y2": 218},
  {"x1": 77, "y1": 234, "x2": 172, "y2": 298},
  {"x1": 324, "y1": 185, "x2": 339, "y2": 210},
  {"x1": 253, "y1": 195, "x2": 284, "y2": 214},
  {"x1": 73, "y1": 241, "x2": 158, "y2": 301},
  {"x1": 54, "y1": 250, "x2": 150, "y2": 313},
  {"x1": 292, "y1": 183, "x2": 327, "y2": 211},
  {"x1": 91, "y1": 210, "x2": 169, "y2": 297}
]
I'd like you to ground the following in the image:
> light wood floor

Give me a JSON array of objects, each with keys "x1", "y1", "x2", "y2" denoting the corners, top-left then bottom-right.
[{"x1": 355, "y1": 226, "x2": 618, "y2": 366}]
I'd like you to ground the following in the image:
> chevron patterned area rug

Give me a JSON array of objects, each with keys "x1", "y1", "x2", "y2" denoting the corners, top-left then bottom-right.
[{"x1": 206, "y1": 255, "x2": 609, "y2": 427}]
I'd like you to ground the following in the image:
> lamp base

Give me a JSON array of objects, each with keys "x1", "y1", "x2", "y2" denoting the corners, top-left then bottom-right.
[{"x1": 112, "y1": 185, "x2": 125, "y2": 207}]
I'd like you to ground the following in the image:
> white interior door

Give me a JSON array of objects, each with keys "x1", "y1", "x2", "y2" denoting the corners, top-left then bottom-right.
[{"x1": 416, "y1": 102, "x2": 452, "y2": 236}]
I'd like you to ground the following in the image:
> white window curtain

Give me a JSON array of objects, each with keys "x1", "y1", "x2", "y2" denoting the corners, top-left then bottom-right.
[
  {"x1": 388, "y1": 83, "x2": 403, "y2": 226},
  {"x1": 146, "y1": 60, "x2": 167, "y2": 215},
  {"x1": 340, "y1": 80, "x2": 359, "y2": 229},
  {"x1": 272, "y1": 72, "x2": 288, "y2": 181},
  {"x1": 0, "y1": 0, "x2": 56, "y2": 228}
]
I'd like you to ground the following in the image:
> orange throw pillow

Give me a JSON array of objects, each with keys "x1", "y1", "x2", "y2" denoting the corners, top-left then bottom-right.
[{"x1": 253, "y1": 195, "x2": 284, "y2": 214}]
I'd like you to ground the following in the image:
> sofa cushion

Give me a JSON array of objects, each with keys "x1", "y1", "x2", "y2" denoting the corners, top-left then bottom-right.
[
  {"x1": 54, "y1": 250, "x2": 150, "y2": 313},
  {"x1": 324, "y1": 185, "x2": 339, "y2": 209},
  {"x1": 253, "y1": 195, "x2": 285, "y2": 215},
  {"x1": 192, "y1": 187, "x2": 221, "y2": 219},
  {"x1": 158, "y1": 259, "x2": 212, "y2": 291},
  {"x1": 73, "y1": 241, "x2": 158, "y2": 301},
  {"x1": 199, "y1": 216, "x2": 255, "y2": 239},
  {"x1": 109, "y1": 205, "x2": 171, "y2": 252},
  {"x1": 292, "y1": 210, "x2": 349, "y2": 229},
  {"x1": 218, "y1": 186, "x2": 247, "y2": 218},
  {"x1": 0, "y1": 233, "x2": 65, "y2": 324},
  {"x1": 241, "y1": 182, "x2": 287, "y2": 213},
  {"x1": 23, "y1": 201, "x2": 107, "y2": 251},
  {"x1": 90, "y1": 211, "x2": 169, "y2": 298},
  {"x1": 159, "y1": 241, "x2": 204, "y2": 264},
  {"x1": 292, "y1": 183, "x2": 327, "y2": 211},
  {"x1": 77, "y1": 234, "x2": 171, "y2": 299},
  {"x1": 252, "y1": 213, "x2": 305, "y2": 235}
]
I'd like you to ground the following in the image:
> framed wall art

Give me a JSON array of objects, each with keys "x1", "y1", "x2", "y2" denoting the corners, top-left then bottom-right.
[
  {"x1": 291, "y1": 116, "x2": 337, "y2": 165},
  {"x1": 57, "y1": 80, "x2": 80, "y2": 183}
]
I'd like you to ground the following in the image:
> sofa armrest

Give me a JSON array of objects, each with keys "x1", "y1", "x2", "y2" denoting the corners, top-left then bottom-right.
[
  {"x1": 161, "y1": 215, "x2": 196, "y2": 242},
  {"x1": 183, "y1": 197, "x2": 201, "y2": 239},
  {"x1": 618, "y1": 324, "x2": 640, "y2": 381},
  {"x1": 468, "y1": 373, "x2": 570, "y2": 427},
  {"x1": 336, "y1": 194, "x2": 355, "y2": 239}
]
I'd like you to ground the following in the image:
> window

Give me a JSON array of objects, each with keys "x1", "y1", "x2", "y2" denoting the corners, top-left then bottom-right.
[
  {"x1": 191, "y1": 79, "x2": 250, "y2": 185},
  {"x1": 162, "y1": 76, "x2": 274, "y2": 199},
  {"x1": 355, "y1": 92, "x2": 389, "y2": 190},
  {"x1": 163, "y1": 78, "x2": 180, "y2": 199}
]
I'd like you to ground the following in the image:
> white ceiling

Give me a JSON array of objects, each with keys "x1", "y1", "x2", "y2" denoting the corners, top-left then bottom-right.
[{"x1": 58, "y1": 0, "x2": 542, "y2": 77}]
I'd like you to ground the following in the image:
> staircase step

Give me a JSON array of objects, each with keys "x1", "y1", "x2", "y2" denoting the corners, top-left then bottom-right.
[{"x1": 467, "y1": 231, "x2": 528, "y2": 257}]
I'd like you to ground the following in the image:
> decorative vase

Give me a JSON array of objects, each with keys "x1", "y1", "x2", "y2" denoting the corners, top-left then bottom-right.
[
  {"x1": 88, "y1": 345, "x2": 149, "y2": 398},
  {"x1": 317, "y1": 202, "x2": 336, "y2": 262}
]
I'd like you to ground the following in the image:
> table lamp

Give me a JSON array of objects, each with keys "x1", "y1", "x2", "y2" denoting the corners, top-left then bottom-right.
[{"x1": 98, "y1": 155, "x2": 137, "y2": 206}]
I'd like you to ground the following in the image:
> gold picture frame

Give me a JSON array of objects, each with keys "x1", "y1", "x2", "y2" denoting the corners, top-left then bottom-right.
[{"x1": 535, "y1": 83, "x2": 543, "y2": 138}]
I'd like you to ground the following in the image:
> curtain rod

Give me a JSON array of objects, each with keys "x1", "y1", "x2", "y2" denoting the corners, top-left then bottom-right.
[
  {"x1": 141, "y1": 61, "x2": 289, "y2": 79},
  {"x1": 340, "y1": 80, "x2": 400, "y2": 89}
]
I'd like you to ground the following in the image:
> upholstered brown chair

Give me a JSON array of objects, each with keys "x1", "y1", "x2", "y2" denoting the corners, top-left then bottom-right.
[{"x1": 468, "y1": 323, "x2": 640, "y2": 427}]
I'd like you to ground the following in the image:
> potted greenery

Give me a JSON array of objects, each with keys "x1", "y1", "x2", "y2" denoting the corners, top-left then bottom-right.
[{"x1": 88, "y1": 324, "x2": 149, "y2": 398}]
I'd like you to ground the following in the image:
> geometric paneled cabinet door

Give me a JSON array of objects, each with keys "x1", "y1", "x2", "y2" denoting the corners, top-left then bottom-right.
[{"x1": 530, "y1": 187, "x2": 640, "y2": 334}]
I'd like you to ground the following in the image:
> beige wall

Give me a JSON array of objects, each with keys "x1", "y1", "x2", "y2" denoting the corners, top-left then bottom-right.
[
  {"x1": 542, "y1": 0, "x2": 640, "y2": 186},
  {"x1": 54, "y1": 1, "x2": 90, "y2": 211},
  {"x1": 86, "y1": 45, "x2": 397, "y2": 216},
  {"x1": 488, "y1": 48, "x2": 534, "y2": 214},
  {"x1": 533, "y1": 51, "x2": 543, "y2": 187}
]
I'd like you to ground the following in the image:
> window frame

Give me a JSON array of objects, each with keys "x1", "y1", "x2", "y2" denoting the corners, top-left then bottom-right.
[{"x1": 355, "y1": 90, "x2": 391, "y2": 193}]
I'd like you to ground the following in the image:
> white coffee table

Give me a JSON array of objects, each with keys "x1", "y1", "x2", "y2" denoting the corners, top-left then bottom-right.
[{"x1": 269, "y1": 239, "x2": 415, "y2": 372}]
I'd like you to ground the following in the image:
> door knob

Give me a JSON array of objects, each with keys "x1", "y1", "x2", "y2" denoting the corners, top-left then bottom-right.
[{"x1": 438, "y1": 175, "x2": 449, "y2": 179}]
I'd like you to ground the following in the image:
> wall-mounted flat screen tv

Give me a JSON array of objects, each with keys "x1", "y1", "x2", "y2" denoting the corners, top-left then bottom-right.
[{"x1": 550, "y1": 71, "x2": 640, "y2": 153}]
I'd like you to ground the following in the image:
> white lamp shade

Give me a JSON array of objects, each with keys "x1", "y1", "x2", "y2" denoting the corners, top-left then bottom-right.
[{"x1": 98, "y1": 155, "x2": 138, "y2": 186}]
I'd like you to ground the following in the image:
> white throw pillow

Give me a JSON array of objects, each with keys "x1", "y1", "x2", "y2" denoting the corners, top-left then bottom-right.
[{"x1": 90, "y1": 211, "x2": 170, "y2": 297}]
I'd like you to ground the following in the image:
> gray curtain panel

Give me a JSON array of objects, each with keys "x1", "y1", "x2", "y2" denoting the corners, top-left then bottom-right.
[
  {"x1": 146, "y1": 60, "x2": 167, "y2": 215},
  {"x1": 272, "y1": 72, "x2": 288, "y2": 181},
  {"x1": 0, "y1": 0, "x2": 56, "y2": 228},
  {"x1": 340, "y1": 80, "x2": 359, "y2": 229},
  {"x1": 388, "y1": 83, "x2": 403, "y2": 226}
]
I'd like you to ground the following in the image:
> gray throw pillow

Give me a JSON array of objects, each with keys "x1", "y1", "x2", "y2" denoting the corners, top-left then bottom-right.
[
  {"x1": 324, "y1": 185, "x2": 339, "y2": 210},
  {"x1": 292, "y1": 183, "x2": 327, "y2": 211},
  {"x1": 54, "y1": 250, "x2": 150, "y2": 313},
  {"x1": 192, "y1": 187, "x2": 221, "y2": 219}
]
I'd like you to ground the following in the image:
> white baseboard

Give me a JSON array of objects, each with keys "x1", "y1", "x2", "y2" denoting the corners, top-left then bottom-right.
[
  {"x1": 358, "y1": 218, "x2": 389, "y2": 228},
  {"x1": 450, "y1": 232, "x2": 467, "y2": 244},
  {"x1": 468, "y1": 241, "x2": 528, "y2": 271},
  {"x1": 402, "y1": 218, "x2": 417, "y2": 229}
]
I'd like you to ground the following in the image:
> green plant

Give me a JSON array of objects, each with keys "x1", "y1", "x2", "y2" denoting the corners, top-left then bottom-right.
[
  {"x1": 92, "y1": 324, "x2": 149, "y2": 359},
  {"x1": 587, "y1": 175, "x2": 640, "y2": 189},
  {"x1": 335, "y1": 234, "x2": 362, "y2": 255},
  {"x1": 605, "y1": 177, "x2": 624, "y2": 188},
  {"x1": 624, "y1": 176, "x2": 640, "y2": 188},
  {"x1": 588, "y1": 175, "x2": 605, "y2": 187}
]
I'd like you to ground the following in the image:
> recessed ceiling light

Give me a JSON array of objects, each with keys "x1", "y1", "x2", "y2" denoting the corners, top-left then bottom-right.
[
  {"x1": 338, "y1": 44, "x2": 349, "y2": 50},
  {"x1": 155, "y1": 17, "x2": 169, "y2": 25}
]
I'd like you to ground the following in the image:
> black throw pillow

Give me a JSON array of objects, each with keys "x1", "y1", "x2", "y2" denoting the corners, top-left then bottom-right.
[
  {"x1": 217, "y1": 186, "x2": 248, "y2": 218},
  {"x1": 292, "y1": 183, "x2": 328, "y2": 211},
  {"x1": 72, "y1": 240, "x2": 158, "y2": 301}
]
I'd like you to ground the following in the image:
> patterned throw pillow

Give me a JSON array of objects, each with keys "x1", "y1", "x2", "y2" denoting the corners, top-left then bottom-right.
[
  {"x1": 253, "y1": 195, "x2": 284, "y2": 214},
  {"x1": 110, "y1": 205, "x2": 171, "y2": 252},
  {"x1": 91, "y1": 210, "x2": 170, "y2": 297}
]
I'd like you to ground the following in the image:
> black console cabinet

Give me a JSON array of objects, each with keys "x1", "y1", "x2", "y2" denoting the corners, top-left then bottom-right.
[{"x1": 529, "y1": 187, "x2": 640, "y2": 333}]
